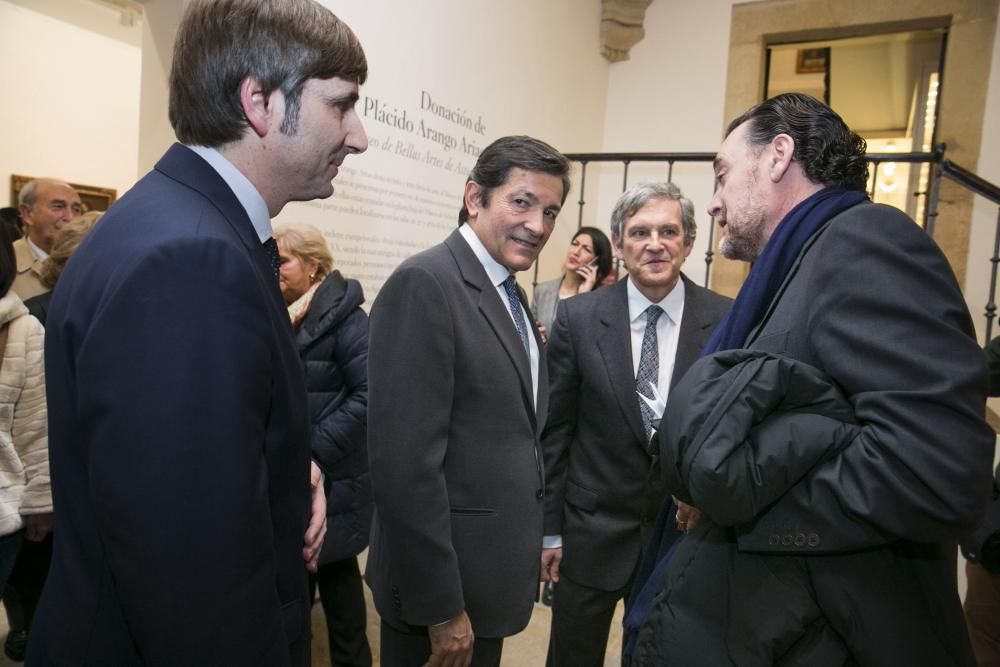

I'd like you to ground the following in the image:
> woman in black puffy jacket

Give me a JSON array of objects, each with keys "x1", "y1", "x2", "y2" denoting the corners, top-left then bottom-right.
[{"x1": 274, "y1": 223, "x2": 372, "y2": 667}]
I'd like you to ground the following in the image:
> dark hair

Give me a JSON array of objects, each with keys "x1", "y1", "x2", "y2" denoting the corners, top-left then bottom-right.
[
  {"x1": 169, "y1": 0, "x2": 368, "y2": 147},
  {"x1": 572, "y1": 226, "x2": 613, "y2": 287},
  {"x1": 0, "y1": 235, "x2": 15, "y2": 296},
  {"x1": 726, "y1": 93, "x2": 868, "y2": 192},
  {"x1": 0, "y1": 207, "x2": 22, "y2": 244},
  {"x1": 458, "y1": 136, "x2": 571, "y2": 224}
]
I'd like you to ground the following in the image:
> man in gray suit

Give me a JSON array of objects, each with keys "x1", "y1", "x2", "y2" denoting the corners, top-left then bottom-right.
[
  {"x1": 540, "y1": 182, "x2": 731, "y2": 666},
  {"x1": 367, "y1": 135, "x2": 570, "y2": 667}
]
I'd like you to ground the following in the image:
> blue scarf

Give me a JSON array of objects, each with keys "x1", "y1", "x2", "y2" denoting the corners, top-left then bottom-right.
[
  {"x1": 621, "y1": 187, "x2": 868, "y2": 664},
  {"x1": 704, "y1": 187, "x2": 868, "y2": 355}
]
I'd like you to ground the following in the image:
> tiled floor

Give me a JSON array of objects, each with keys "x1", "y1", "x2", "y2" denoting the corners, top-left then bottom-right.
[{"x1": 0, "y1": 550, "x2": 624, "y2": 666}]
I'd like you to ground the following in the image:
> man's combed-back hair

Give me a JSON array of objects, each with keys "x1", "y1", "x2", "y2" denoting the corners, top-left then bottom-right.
[
  {"x1": 169, "y1": 0, "x2": 367, "y2": 147},
  {"x1": 458, "y1": 136, "x2": 571, "y2": 224},
  {"x1": 726, "y1": 93, "x2": 869, "y2": 192}
]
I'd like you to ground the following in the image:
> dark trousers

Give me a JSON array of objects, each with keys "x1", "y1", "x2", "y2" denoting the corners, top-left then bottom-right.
[
  {"x1": 546, "y1": 571, "x2": 631, "y2": 667},
  {"x1": 379, "y1": 619, "x2": 503, "y2": 667},
  {"x1": 0, "y1": 532, "x2": 23, "y2": 595},
  {"x1": 309, "y1": 556, "x2": 372, "y2": 667},
  {"x1": 3, "y1": 533, "x2": 53, "y2": 633}
]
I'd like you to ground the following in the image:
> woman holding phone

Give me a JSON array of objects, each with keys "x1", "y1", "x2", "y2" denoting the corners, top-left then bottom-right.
[{"x1": 532, "y1": 226, "x2": 613, "y2": 336}]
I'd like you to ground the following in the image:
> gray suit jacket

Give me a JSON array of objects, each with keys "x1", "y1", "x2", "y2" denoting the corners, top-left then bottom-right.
[
  {"x1": 366, "y1": 228, "x2": 548, "y2": 638},
  {"x1": 531, "y1": 277, "x2": 561, "y2": 334},
  {"x1": 542, "y1": 274, "x2": 731, "y2": 591}
]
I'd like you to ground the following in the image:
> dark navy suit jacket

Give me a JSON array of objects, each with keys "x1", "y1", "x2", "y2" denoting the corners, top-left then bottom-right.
[{"x1": 29, "y1": 144, "x2": 313, "y2": 666}]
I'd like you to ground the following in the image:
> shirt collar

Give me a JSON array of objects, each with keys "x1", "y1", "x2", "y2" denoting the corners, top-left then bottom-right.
[
  {"x1": 458, "y1": 223, "x2": 514, "y2": 287},
  {"x1": 26, "y1": 237, "x2": 48, "y2": 262},
  {"x1": 626, "y1": 275, "x2": 685, "y2": 325},
  {"x1": 186, "y1": 144, "x2": 272, "y2": 243}
]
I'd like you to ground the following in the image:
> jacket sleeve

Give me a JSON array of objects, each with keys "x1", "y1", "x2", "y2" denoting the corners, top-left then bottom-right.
[
  {"x1": 310, "y1": 307, "x2": 368, "y2": 472},
  {"x1": 540, "y1": 300, "x2": 579, "y2": 535},
  {"x1": 12, "y1": 315, "x2": 51, "y2": 516},
  {"x1": 367, "y1": 264, "x2": 464, "y2": 626},
  {"x1": 75, "y1": 237, "x2": 294, "y2": 664},
  {"x1": 738, "y1": 210, "x2": 994, "y2": 553}
]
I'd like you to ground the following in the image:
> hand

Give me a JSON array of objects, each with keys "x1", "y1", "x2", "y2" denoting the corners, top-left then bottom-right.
[
  {"x1": 673, "y1": 497, "x2": 703, "y2": 534},
  {"x1": 24, "y1": 513, "x2": 52, "y2": 542},
  {"x1": 575, "y1": 263, "x2": 598, "y2": 293},
  {"x1": 535, "y1": 321, "x2": 548, "y2": 345},
  {"x1": 303, "y1": 461, "x2": 327, "y2": 573},
  {"x1": 425, "y1": 611, "x2": 474, "y2": 667},
  {"x1": 540, "y1": 546, "x2": 562, "y2": 583}
]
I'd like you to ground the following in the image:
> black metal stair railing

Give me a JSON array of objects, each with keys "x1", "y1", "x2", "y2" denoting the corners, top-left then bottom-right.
[{"x1": 549, "y1": 146, "x2": 1000, "y2": 344}]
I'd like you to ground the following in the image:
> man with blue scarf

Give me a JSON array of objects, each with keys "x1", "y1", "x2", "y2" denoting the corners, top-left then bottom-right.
[{"x1": 623, "y1": 93, "x2": 994, "y2": 666}]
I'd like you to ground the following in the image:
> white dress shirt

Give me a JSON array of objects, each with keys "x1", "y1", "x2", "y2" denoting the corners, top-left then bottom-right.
[
  {"x1": 627, "y1": 275, "x2": 685, "y2": 405},
  {"x1": 186, "y1": 145, "x2": 272, "y2": 242},
  {"x1": 458, "y1": 223, "x2": 539, "y2": 409},
  {"x1": 543, "y1": 277, "x2": 686, "y2": 551},
  {"x1": 26, "y1": 237, "x2": 48, "y2": 262}
]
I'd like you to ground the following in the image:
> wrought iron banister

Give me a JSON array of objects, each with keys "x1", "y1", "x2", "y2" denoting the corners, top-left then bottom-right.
[
  {"x1": 942, "y1": 160, "x2": 1000, "y2": 206},
  {"x1": 554, "y1": 145, "x2": 1000, "y2": 344}
]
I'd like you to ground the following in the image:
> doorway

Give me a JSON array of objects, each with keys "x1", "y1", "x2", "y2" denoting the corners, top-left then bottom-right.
[{"x1": 765, "y1": 28, "x2": 947, "y2": 222}]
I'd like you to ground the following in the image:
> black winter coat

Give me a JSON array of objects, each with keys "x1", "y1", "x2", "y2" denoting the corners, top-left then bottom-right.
[
  {"x1": 634, "y1": 350, "x2": 975, "y2": 666},
  {"x1": 294, "y1": 271, "x2": 371, "y2": 564}
]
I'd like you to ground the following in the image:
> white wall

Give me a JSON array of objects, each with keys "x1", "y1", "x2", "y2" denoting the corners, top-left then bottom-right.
[
  {"x1": 586, "y1": 0, "x2": 738, "y2": 288},
  {"x1": 289, "y1": 1, "x2": 610, "y2": 300},
  {"x1": 0, "y1": 0, "x2": 142, "y2": 206},
  {"x1": 966, "y1": 13, "x2": 1000, "y2": 349}
]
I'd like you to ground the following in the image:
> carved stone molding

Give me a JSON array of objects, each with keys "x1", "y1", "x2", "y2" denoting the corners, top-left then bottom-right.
[{"x1": 600, "y1": 0, "x2": 653, "y2": 63}]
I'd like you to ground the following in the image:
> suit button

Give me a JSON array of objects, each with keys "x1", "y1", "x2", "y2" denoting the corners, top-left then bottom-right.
[
  {"x1": 768, "y1": 534, "x2": 780, "y2": 546},
  {"x1": 781, "y1": 534, "x2": 793, "y2": 546},
  {"x1": 794, "y1": 533, "x2": 806, "y2": 547},
  {"x1": 807, "y1": 533, "x2": 820, "y2": 547},
  {"x1": 536, "y1": 489, "x2": 544, "y2": 500}
]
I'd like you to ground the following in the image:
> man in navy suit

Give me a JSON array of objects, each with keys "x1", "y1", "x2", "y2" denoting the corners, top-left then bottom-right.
[{"x1": 29, "y1": 1, "x2": 368, "y2": 664}]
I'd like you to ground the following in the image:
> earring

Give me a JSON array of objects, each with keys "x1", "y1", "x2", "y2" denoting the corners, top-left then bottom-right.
[{"x1": 309, "y1": 273, "x2": 316, "y2": 281}]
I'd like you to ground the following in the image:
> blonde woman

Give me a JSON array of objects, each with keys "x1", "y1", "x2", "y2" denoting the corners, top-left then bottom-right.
[{"x1": 274, "y1": 223, "x2": 372, "y2": 667}]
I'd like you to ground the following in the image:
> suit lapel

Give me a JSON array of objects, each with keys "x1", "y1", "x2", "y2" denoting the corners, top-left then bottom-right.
[
  {"x1": 445, "y1": 231, "x2": 537, "y2": 426},
  {"x1": 597, "y1": 281, "x2": 648, "y2": 445},
  {"x1": 670, "y1": 275, "x2": 716, "y2": 390}
]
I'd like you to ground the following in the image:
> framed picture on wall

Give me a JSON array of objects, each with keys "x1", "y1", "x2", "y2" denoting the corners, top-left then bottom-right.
[
  {"x1": 796, "y1": 47, "x2": 829, "y2": 74},
  {"x1": 10, "y1": 174, "x2": 117, "y2": 213}
]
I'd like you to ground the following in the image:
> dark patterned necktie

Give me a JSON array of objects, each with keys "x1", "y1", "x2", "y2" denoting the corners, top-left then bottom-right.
[
  {"x1": 501, "y1": 276, "x2": 531, "y2": 353},
  {"x1": 263, "y1": 237, "x2": 281, "y2": 279},
  {"x1": 636, "y1": 305, "x2": 664, "y2": 439}
]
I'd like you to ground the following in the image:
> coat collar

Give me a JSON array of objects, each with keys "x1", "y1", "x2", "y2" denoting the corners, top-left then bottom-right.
[
  {"x1": 154, "y1": 144, "x2": 281, "y2": 308},
  {"x1": 596, "y1": 279, "x2": 649, "y2": 445},
  {"x1": 295, "y1": 272, "x2": 364, "y2": 349}
]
